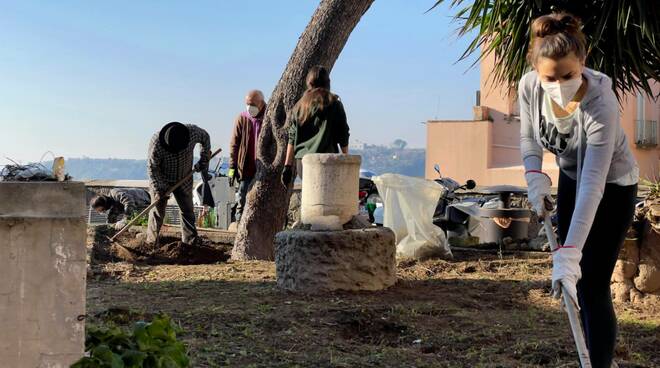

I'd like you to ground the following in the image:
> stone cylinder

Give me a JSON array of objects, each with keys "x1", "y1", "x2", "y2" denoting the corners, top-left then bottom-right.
[
  {"x1": 0, "y1": 182, "x2": 87, "y2": 367},
  {"x1": 301, "y1": 153, "x2": 361, "y2": 225},
  {"x1": 275, "y1": 227, "x2": 397, "y2": 292}
]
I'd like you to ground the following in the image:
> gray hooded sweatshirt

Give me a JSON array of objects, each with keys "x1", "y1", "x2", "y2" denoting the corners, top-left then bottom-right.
[{"x1": 519, "y1": 67, "x2": 638, "y2": 249}]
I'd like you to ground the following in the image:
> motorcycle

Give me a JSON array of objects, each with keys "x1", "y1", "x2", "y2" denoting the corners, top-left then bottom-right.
[{"x1": 429, "y1": 164, "x2": 484, "y2": 237}]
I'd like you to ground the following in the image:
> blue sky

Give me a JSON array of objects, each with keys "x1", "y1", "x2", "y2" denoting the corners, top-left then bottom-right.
[{"x1": 0, "y1": 0, "x2": 479, "y2": 163}]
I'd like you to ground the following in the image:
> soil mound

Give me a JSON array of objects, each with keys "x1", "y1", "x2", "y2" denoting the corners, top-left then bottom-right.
[{"x1": 91, "y1": 226, "x2": 231, "y2": 265}]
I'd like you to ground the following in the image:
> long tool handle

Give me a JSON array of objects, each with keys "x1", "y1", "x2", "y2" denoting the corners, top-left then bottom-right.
[
  {"x1": 545, "y1": 214, "x2": 592, "y2": 367},
  {"x1": 109, "y1": 148, "x2": 222, "y2": 242},
  {"x1": 544, "y1": 214, "x2": 558, "y2": 251},
  {"x1": 562, "y1": 283, "x2": 592, "y2": 368}
]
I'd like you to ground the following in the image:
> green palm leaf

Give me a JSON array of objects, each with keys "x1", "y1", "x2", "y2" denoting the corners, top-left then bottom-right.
[{"x1": 431, "y1": 0, "x2": 660, "y2": 100}]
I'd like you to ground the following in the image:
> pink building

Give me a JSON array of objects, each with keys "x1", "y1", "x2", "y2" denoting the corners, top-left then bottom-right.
[{"x1": 426, "y1": 54, "x2": 660, "y2": 186}]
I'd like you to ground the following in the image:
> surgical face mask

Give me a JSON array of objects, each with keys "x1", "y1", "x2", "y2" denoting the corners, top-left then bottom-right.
[
  {"x1": 541, "y1": 76, "x2": 583, "y2": 108},
  {"x1": 246, "y1": 105, "x2": 260, "y2": 118}
]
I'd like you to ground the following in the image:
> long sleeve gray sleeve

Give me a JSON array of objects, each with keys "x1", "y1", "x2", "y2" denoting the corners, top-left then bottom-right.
[
  {"x1": 519, "y1": 77, "x2": 544, "y2": 173},
  {"x1": 564, "y1": 103, "x2": 619, "y2": 250}
]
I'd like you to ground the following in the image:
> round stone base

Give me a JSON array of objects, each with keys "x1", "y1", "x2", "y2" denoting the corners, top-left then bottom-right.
[{"x1": 275, "y1": 227, "x2": 397, "y2": 293}]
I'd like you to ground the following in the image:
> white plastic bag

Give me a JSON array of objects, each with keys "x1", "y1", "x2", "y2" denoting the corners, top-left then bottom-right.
[{"x1": 372, "y1": 173, "x2": 451, "y2": 260}]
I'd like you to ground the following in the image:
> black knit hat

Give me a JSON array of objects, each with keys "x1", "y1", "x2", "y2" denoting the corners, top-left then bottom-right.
[{"x1": 159, "y1": 122, "x2": 190, "y2": 153}]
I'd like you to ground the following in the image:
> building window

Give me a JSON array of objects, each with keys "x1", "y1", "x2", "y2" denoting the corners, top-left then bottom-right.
[
  {"x1": 635, "y1": 93, "x2": 658, "y2": 148},
  {"x1": 636, "y1": 119, "x2": 658, "y2": 147}
]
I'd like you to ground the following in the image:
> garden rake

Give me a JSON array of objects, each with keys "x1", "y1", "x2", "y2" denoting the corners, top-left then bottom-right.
[{"x1": 544, "y1": 214, "x2": 592, "y2": 368}]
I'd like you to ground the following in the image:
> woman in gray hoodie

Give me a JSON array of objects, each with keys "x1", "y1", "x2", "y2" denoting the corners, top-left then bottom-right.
[{"x1": 519, "y1": 13, "x2": 638, "y2": 367}]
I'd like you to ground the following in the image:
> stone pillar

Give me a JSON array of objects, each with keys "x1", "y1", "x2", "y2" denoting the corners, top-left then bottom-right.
[
  {"x1": 301, "y1": 154, "x2": 361, "y2": 226},
  {"x1": 0, "y1": 182, "x2": 87, "y2": 368}
]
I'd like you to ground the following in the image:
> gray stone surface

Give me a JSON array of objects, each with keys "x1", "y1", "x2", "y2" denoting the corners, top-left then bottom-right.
[
  {"x1": 275, "y1": 227, "x2": 397, "y2": 293},
  {"x1": 0, "y1": 182, "x2": 86, "y2": 368}
]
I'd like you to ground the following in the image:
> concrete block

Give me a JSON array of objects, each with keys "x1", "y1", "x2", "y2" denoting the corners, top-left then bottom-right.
[
  {"x1": 301, "y1": 154, "x2": 361, "y2": 225},
  {"x1": 0, "y1": 182, "x2": 86, "y2": 368}
]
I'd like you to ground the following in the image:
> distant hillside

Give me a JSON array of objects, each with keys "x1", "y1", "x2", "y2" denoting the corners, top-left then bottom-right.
[
  {"x1": 354, "y1": 146, "x2": 425, "y2": 177},
  {"x1": 42, "y1": 157, "x2": 227, "y2": 181},
  {"x1": 43, "y1": 147, "x2": 425, "y2": 180}
]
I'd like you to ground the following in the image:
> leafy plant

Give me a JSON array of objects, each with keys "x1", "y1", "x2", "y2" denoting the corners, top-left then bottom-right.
[
  {"x1": 430, "y1": 0, "x2": 660, "y2": 100},
  {"x1": 72, "y1": 315, "x2": 190, "y2": 368},
  {"x1": 127, "y1": 212, "x2": 149, "y2": 227},
  {"x1": 640, "y1": 178, "x2": 660, "y2": 198}
]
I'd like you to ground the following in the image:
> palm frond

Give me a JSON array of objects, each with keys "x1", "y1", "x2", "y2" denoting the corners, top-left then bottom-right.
[{"x1": 432, "y1": 0, "x2": 660, "y2": 100}]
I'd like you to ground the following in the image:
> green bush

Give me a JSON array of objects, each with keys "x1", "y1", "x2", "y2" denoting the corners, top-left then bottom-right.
[{"x1": 72, "y1": 315, "x2": 190, "y2": 368}]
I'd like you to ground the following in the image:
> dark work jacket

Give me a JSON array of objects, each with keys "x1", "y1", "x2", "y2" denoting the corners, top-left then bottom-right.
[{"x1": 288, "y1": 95, "x2": 349, "y2": 159}]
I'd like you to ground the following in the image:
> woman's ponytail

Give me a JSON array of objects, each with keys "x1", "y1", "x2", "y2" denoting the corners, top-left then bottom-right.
[{"x1": 528, "y1": 13, "x2": 586, "y2": 65}]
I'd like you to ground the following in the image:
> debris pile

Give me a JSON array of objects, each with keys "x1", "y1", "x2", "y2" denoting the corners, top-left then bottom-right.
[{"x1": 0, "y1": 158, "x2": 70, "y2": 182}]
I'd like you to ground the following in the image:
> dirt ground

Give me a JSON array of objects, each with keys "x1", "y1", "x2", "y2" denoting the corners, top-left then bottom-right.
[{"x1": 87, "y1": 229, "x2": 660, "y2": 367}]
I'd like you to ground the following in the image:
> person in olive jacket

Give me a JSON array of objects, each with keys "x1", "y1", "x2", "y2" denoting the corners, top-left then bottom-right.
[{"x1": 282, "y1": 65, "x2": 350, "y2": 185}]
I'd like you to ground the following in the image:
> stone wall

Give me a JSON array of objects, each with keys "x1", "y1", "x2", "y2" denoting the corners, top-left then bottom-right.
[
  {"x1": 0, "y1": 182, "x2": 87, "y2": 367},
  {"x1": 612, "y1": 198, "x2": 660, "y2": 303}
]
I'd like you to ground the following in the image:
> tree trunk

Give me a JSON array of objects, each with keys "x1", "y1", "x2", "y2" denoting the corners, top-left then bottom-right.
[{"x1": 231, "y1": 0, "x2": 374, "y2": 260}]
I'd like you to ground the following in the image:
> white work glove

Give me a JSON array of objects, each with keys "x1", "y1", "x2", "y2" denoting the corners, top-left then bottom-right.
[
  {"x1": 525, "y1": 171, "x2": 553, "y2": 217},
  {"x1": 551, "y1": 246, "x2": 582, "y2": 310},
  {"x1": 114, "y1": 220, "x2": 127, "y2": 230}
]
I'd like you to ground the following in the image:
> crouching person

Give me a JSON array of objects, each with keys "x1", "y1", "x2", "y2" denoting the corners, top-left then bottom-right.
[
  {"x1": 147, "y1": 122, "x2": 211, "y2": 245},
  {"x1": 91, "y1": 188, "x2": 151, "y2": 229}
]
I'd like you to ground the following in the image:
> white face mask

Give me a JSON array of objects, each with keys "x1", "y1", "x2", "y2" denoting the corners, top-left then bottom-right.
[
  {"x1": 246, "y1": 105, "x2": 260, "y2": 118},
  {"x1": 541, "y1": 76, "x2": 582, "y2": 108}
]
